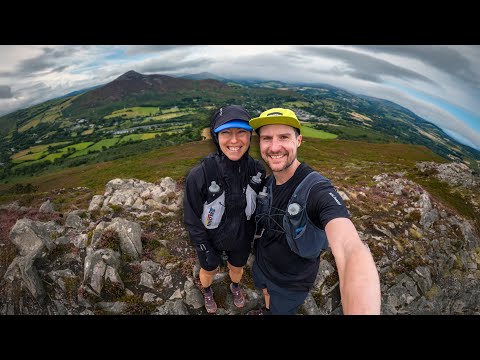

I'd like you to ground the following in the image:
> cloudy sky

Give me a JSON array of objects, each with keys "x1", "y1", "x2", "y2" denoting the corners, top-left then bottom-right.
[{"x1": 0, "y1": 45, "x2": 479, "y2": 150}]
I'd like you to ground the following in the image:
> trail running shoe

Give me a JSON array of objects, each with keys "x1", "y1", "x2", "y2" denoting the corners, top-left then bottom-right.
[
  {"x1": 230, "y1": 283, "x2": 246, "y2": 308},
  {"x1": 204, "y1": 290, "x2": 217, "y2": 314}
]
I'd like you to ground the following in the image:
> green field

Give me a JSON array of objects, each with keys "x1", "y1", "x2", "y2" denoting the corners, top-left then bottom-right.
[
  {"x1": 12, "y1": 151, "x2": 47, "y2": 163},
  {"x1": 301, "y1": 125, "x2": 338, "y2": 139},
  {"x1": 70, "y1": 138, "x2": 120, "y2": 157},
  {"x1": 61, "y1": 142, "x2": 94, "y2": 152},
  {"x1": 104, "y1": 107, "x2": 160, "y2": 119},
  {"x1": 11, "y1": 142, "x2": 70, "y2": 161},
  {"x1": 147, "y1": 111, "x2": 193, "y2": 122},
  {"x1": 119, "y1": 133, "x2": 160, "y2": 142}
]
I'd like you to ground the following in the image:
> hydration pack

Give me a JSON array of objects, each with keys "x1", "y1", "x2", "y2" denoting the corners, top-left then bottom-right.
[
  {"x1": 255, "y1": 172, "x2": 330, "y2": 259},
  {"x1": 200, "y1": 154, "x2": 264, "y2": 230}
]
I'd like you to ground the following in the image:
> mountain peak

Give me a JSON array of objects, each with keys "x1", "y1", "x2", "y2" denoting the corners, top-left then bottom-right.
[{"x1": 116, "y1": 70, "x2": 144, "y2": 81}]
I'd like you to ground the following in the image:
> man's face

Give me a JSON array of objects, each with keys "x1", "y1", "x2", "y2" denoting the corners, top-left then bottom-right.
[
  {"x1": 217, "y1": 128, "x2": 251, "y2": 161},
  {"x1": 258, "y1": 124, "x2": 302, "y2": 173}
]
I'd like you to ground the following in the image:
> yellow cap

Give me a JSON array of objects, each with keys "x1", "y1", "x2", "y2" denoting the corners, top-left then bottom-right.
[{"x1": 249, "y1": 108, "x2": 301, "y2": 132}]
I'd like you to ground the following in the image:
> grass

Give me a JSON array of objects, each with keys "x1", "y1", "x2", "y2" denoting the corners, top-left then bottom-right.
[
  {"x1": 301, "y1": 125, "x2": 338, "y2": 139},
  {"x1": 148, "y1": 112, "x2": 193, "y2": 122},
  {"x1": 0, "y1": 138, "x2": 442, "y2": 196},
  {"x1": 11, "y1": 142, "x2": 70, "y2": 160},
  {"x1": 71, "y1": 138, "x2": 120, "y2": 157},
  {"x1": 104, "y1": 106, "x2": 160, "y2": 119},
  {"x1": 119, "y1": 133, "x2": 160, "y2": 142},
  {"x1": 0, "y1": 140, "x2": 215, "y2": 196}
]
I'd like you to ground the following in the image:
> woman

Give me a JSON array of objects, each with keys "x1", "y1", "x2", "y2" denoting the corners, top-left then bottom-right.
[{"x1": 183, "y1": 105, "x2": 265, "y2": 314}]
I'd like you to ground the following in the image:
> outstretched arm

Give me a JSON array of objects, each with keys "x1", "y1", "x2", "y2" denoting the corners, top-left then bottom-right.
[{"x1": 325, "y1": 218, "x2": 381, "y2": 314}]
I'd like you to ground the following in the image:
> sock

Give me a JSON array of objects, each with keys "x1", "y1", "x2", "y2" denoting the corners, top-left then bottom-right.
[
  {"x1": 231, "y1": 282, "x2": 239, "y2": 288},
  {"x1": 204, "y1": 286, "x2": 212, "y2": 293}
]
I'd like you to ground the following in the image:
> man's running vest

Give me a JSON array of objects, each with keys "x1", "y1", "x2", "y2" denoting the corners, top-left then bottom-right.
[{"x1": 255, "y1": 172, "x2": 329, "y2": 259}]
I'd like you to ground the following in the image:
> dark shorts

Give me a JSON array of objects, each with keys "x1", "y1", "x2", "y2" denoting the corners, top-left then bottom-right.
[
  {"x1": 252, "y1": 261, "x2": 309, "y2": 315},
  {"x1": 197, "y1": 246, "x2": 251, "y2": 271}
]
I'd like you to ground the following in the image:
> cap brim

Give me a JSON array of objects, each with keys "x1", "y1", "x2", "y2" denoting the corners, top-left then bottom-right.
[
  {"x1": 249, "y1": 116, "x2": 301, "y2": 131},
  {"x1": 214, "y1": 120, "x2": 253, "y2": 133}
]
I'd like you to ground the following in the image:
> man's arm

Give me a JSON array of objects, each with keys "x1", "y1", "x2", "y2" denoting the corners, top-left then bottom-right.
[{"x1": 325, "y1": 218, "x2": 381, "y2": 314}]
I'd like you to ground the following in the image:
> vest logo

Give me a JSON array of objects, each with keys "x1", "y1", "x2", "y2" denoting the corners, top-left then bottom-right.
[
  {"x1": 205, "y1": 207, "x2": 215, "y2": 226},
  {"x1": 328, "y1": 192, "x2": 341, "y2": 205}
]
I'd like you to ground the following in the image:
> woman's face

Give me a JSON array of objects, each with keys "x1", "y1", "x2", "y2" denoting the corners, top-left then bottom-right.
[{"x1": 217, "y1": 128, "x2": 251, "y2": 161}]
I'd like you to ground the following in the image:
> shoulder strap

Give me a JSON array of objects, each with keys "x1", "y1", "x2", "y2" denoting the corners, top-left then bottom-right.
[
  {"x1": 265, "y1": 174, "x2": 274, "y2": 191},
  {"x1": 289, "y1": 171, "x2": 328, "y2": 206},
  {"x1": 201, "y1": 154, "x2": 221, "y2": 190}
]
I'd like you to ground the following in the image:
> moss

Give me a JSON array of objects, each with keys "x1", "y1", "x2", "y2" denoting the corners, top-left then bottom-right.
[
  {"x1": 109, "y1": 204, "x2": 123, "y2": 213},
  {"x1": 369, "y1": 243, "x2": 385, "y2": 261},
  {"x1": 116, "y1": 295, "x2": 157, "y2": 315},
  {"x1": 475, "y1": 247, "x2": 480, "y2": 265},
  {"x1": 96, "y1": 228, "x2": 120, "y2": 252},
  {"x1": 324, "y1": 271, "x2": 340, "y2": 289},
  {"x1": 46, "y1": 243, "x2": 72, "y2": 260},
  {"x1": 86, "y1": 230, "x2": 94, "y2": 247},
  {"x1": 102, "y1": 277, "x2": 125, "y2": 301},
  {"x1": 413, "y1": 242, "x2": 426, "y2": 256},
  {"x1": 401, "y1": 256, "x2": 427, "y2": 273},
  {"x1": 407, "y1": 210, "x2": 421, "y2": 223},
  {"x1": 52, "y1": 197, "x2": 66, "y2": 205},
  {"x1": 392, "y1": 238, "x2": 405, "y2": 253},
  {"x1": 425, "y1": 284, "x2": 440, "y2": 301},
  {"x1": 149, "y1": 247, "x2": 177, "y2": 264},
  {"x1": 409, "y1": 227, "x2": 423, "y2": 239},
  {"x1": 89, "y1": 209, "x2": 101, "y2": 222},
  {"x1": 64, "y1": 276, "x2": 79, "y2": 303}
]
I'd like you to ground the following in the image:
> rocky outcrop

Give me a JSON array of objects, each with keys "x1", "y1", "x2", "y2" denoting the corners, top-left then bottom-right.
[
  {"x1": 416, "y1": 161, "x2": 477, "y2": 188},
  {"x1": 1, "y1": 164, "x2": 479, "y2": 315}
]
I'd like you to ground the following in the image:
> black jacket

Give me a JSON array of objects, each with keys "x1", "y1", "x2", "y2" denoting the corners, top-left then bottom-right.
[{"x1": 183, "y1": 153, "x2": 265, "y2": 252}]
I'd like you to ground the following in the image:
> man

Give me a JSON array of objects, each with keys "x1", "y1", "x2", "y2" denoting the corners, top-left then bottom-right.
[{"x1": 248, "y1": 107, "x2": 381, "y2": 315}]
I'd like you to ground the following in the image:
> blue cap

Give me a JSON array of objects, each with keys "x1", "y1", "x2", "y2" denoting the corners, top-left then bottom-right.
[{"x1": 214, "y1": 120, "x2": 253, "y2": 133}]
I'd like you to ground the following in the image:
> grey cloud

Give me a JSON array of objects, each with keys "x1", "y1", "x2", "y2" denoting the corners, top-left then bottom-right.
[
  {"x1": 126, "y1": 45, "x2": 200, "y2": 55},
  {"x1": 12, "y1": 46, "x2": 84, "y2": 76},
  {"x1": 354, "y1": 45, "x2": 480, "y2": 88},
  {"x1": 0, "y1": 85, "x2": 12, "y2": 98},
  {"x1": 138, "y1": 57, "x2": 214, "y2": 74},
  {"x1": 16, "y1": 47, "x2": 71, "y2": 75},
  {"x1": 298, "y1": 46, "x2": 436, "y2": 86}
]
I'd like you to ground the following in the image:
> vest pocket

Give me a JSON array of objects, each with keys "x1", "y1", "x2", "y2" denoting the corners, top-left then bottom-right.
[
  {"x1": 245, "y1": 184, "x2": 257, "y2": 220},
  {"x1": 201, "y1": 192, "x2": 225, "y2": 229}
]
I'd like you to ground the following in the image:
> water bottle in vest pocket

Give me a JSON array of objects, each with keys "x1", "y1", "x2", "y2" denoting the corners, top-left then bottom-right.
[
  {"x1": 201, "y1": 192, "x2": 226, "y2": 229},
  {"x1": 245, "y1": 184, "x2": 257, "y2": 220},
  {"x1": 283, "y1": 202, "x2": 326, "y2": 259}
]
